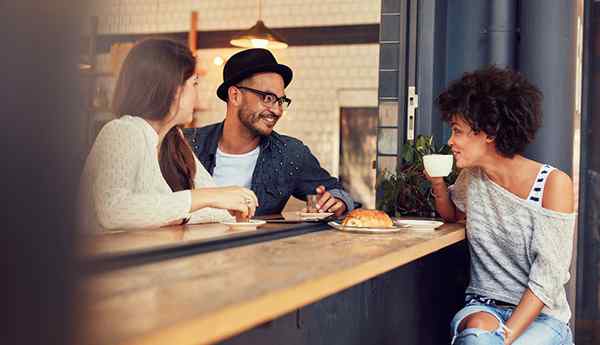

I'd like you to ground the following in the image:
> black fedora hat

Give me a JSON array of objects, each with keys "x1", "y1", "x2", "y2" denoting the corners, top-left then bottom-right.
[{"x1": 217, "y1": 48, "x2": 293, "y2": 102}]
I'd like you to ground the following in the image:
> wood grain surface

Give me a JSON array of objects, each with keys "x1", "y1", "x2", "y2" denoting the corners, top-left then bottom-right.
[
  {"x1": 80, "y1": 222, "x2": 306, "y2": 258},
  {"x1": 79, "y1": 222, "x2": 465, "y2": 345}
]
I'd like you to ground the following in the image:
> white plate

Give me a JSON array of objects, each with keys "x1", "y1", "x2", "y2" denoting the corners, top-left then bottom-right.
[
  {"x1": 299, "y1": 212, "x2": 334, "y2": 220},
  {"x1": 221, "y1": 219, "x2": 266, "y2": 231},
  {"x1": 393, "y1": 219, "x2": 444, "y2": 231},
  {"x1": 328, "y1": 221, "x2": 409, "y2": 234}
]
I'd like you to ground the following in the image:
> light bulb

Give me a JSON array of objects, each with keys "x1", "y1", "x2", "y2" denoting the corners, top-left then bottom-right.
[
  {"x1": 250, "y1": 38, "x2": 269, "y2": 48},
  {"x1": 213, "y1": 56, "x2": 224, "y2": 66}
]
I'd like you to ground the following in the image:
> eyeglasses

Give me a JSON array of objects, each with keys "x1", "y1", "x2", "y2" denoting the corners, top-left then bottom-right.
[{"x1": 235, "y1": 86, "x2": 292, "y2": 109}]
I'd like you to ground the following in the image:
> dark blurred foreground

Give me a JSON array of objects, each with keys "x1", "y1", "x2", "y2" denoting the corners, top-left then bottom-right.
[{"x1": 0, "y1": 1, "x2": 85, "y2": 344}]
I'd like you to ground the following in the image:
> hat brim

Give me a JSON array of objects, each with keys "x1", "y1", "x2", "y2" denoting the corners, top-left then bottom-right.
[{"x1": 217, "y1": 63, "x2": 293, "y2": 102}]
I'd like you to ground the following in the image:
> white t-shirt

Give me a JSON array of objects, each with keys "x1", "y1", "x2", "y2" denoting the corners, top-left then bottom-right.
[{"x1": 213, "y1": 146, "x2": 260, "y2": 188}]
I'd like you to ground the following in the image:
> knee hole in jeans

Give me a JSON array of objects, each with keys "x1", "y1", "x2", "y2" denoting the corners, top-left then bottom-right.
[
  {"x1": 453, "y1": 328, "x2": 505, "y2": 345},
  {"x1": 458, "y1": 311, "x2": 500, "y2": 332}
]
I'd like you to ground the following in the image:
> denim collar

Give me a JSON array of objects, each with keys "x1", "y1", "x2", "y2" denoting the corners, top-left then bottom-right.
[{"x1": 204, "y1": 121, "x2": 274, "y2": 158}]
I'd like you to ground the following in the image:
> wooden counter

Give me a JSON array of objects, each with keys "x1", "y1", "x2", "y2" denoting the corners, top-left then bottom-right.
[
  {"x1": 80, "y1": 221, "x2": 313, "y2": 259},
  {"x1": 79, "y1": 222, "x2": 465, "y2": 345}
]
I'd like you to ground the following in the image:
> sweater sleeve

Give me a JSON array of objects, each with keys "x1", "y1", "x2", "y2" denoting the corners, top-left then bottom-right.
[
  {"x1": 448, "y1": 168, "x2": 471, "y2": 213},
  {"x1": 527, "y1": 211, "x2": 576, "y2": 307},
  {"x1": 291, "y1": 142, "x2": 352, "y2": 205},
  {"x1": 90, "y1": 120, "x2": 192, "y2": 229},
  {"x1": 187, "y1": 156, "x2": 234, "y2": 224}
]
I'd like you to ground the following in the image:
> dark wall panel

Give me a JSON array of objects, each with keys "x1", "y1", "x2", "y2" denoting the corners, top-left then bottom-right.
[
  {"x1": 222, "y1": 242, "x2": 468, "y2": 345},
  {"x1": 576, "y1": 1, "x2": 600, "y2": 344},
  {"x1": 519, "y1": 0, "x2": 576, "y2": 175}
]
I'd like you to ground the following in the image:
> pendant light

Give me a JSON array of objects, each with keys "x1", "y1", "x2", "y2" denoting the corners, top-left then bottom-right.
[{"x1": 230, "y1": 0, "x2": 288, "y2": 49}]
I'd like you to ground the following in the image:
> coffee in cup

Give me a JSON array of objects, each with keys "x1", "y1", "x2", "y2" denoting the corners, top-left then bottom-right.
[{"x1": 232, "y1": 210, "x2": 250, "y2": 223}]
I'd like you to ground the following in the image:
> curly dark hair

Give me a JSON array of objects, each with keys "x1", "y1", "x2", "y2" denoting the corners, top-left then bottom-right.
[{"x1": 436, "y1": 66, "x2": 543, "y2": 157}]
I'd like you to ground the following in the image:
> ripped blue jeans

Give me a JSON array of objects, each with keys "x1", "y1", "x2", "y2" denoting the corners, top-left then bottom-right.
[{"x1": 450, "y1": 297, "x2": 573, "y2": 345}]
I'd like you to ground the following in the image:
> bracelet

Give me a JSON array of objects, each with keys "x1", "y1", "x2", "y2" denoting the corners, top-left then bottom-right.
[
  {"x1": 501, "y1": 324, "x2": 513, "y2": 338},
  {"x1": 431, "y1": 188, "x2": 448, "y2": 199}
]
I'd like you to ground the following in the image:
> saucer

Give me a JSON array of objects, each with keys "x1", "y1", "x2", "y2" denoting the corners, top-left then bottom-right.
[
  {"x1": 393, "y1": 219, "x2": 443, "y2": 231},
  {"x1": 220, "y1": 219, "x2": 267, "y2": 231},
  {"x1": 282, "y1": 211, "x2": 334, "y2": 222},
  {"x1": 299, "y1": 212, "x2": 334, "y2": 220}
]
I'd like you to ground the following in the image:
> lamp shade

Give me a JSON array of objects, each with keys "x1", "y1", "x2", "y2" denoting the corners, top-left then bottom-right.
[{"x1": 230, "y1": 20, "x2": 288, "y2": 49}]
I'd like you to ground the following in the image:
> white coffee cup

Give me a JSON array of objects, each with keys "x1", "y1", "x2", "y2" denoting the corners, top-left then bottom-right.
[{"x1": 423, "y1": 154, "x2": 453, "y2": 177}]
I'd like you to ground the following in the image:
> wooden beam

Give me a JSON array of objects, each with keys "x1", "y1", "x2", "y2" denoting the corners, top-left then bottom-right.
[
  {"x1": 94, "y1": 24, "x2": 380, "y2": 54},
  {"x1": 188, "y1": 11, "x2": 197, "y2": 53}
]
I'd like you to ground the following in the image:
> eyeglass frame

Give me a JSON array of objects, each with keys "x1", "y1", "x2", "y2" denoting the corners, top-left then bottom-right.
[{"x1": 234, "y1": 85, "x2": 292, "y2": 109}]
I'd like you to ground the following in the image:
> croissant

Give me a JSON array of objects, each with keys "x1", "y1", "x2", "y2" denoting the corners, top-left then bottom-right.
[{"x1": 341, "y1": 209, "x2": 394, "y2": 228}]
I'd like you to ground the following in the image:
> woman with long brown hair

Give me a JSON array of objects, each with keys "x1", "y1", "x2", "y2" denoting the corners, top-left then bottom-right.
[{"x1": 80, "y1": 39, "x2": 257, "y2": 231}]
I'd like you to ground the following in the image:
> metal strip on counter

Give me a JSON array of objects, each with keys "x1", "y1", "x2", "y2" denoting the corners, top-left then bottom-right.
[{"x1": 81, "y1": 222, "x2": 330, "y2": 274}]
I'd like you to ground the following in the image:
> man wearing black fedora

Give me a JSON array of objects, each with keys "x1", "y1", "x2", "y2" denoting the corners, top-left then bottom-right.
[{"x1": 184, "y1": 48, "x2": 355, "y2": 217}]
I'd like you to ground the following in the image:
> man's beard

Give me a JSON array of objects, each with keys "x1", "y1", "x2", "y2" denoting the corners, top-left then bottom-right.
[{"x1": 238, "y1": 107, "x2": 278, "y2": 137}]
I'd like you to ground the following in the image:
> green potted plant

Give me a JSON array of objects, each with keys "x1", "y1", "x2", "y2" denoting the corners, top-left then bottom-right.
[{"x1": 376, "y1": 135, "x2": 458, "y2": 218}]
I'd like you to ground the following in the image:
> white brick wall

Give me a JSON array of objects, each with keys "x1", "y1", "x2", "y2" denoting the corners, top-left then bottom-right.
[
  {"x1": 90, "y1": 0, "x2": 381, "y2": 175},
  {"x1": 90, "y1": 0, "x2": 381, "y2": 34}
]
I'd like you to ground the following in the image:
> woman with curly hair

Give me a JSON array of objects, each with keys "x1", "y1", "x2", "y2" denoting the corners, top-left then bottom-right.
[{"x1": 426, "y1": 66, "x2": 576, "y2": 344}]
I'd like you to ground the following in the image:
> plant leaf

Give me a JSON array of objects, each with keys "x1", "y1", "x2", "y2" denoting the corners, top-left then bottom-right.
[
  {"x1": 438, "y1": 144, "x2": 451, "y2": 155},
  {"x1": 401, "y1": 142, "x2": 414, "y2": 163},
  {"x1": 377, "y1": 134, "x2": 459, "y2": 217}
]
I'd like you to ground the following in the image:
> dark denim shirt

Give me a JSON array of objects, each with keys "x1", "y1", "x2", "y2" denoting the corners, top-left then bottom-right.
[{"x1": 183, "y1": 122, "x2": 355, "y2": 216}]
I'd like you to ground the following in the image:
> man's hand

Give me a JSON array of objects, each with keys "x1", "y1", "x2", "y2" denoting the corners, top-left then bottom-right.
[{"x1": 315, "y1": 185, "x2": 347, "y2": 217}]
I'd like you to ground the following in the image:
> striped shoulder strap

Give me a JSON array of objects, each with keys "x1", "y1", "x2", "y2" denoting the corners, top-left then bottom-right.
[{"x1": 526, "y1": 164, "x2": 555, "y2": 205}]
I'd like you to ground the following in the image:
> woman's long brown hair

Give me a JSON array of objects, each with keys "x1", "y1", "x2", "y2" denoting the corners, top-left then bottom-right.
[{"x1": 112, "y1": 39, "x2": 196, "y2": 192}]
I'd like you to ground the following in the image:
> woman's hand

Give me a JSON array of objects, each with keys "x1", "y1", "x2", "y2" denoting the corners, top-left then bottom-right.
[
  {"x1": 423, "y1": 169, "x2": 449, "y2": 198},
  {"x1": 191, "y1": 187, "x2": 259, "y2": 219},
  {"x1": 210, "y1": 187, "x2": 258, "y2": 218},
  {"x1": 423, "y1": 169, "x2": 445, "y2": 187},
  {"x1": 422, "y1": 169, "x2": 463, "y2": 222}
]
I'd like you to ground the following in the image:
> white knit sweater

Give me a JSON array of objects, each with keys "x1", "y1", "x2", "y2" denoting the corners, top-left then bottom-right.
[{"x1": 79, "y1": 115, "x2": 233, "y2": 232}]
